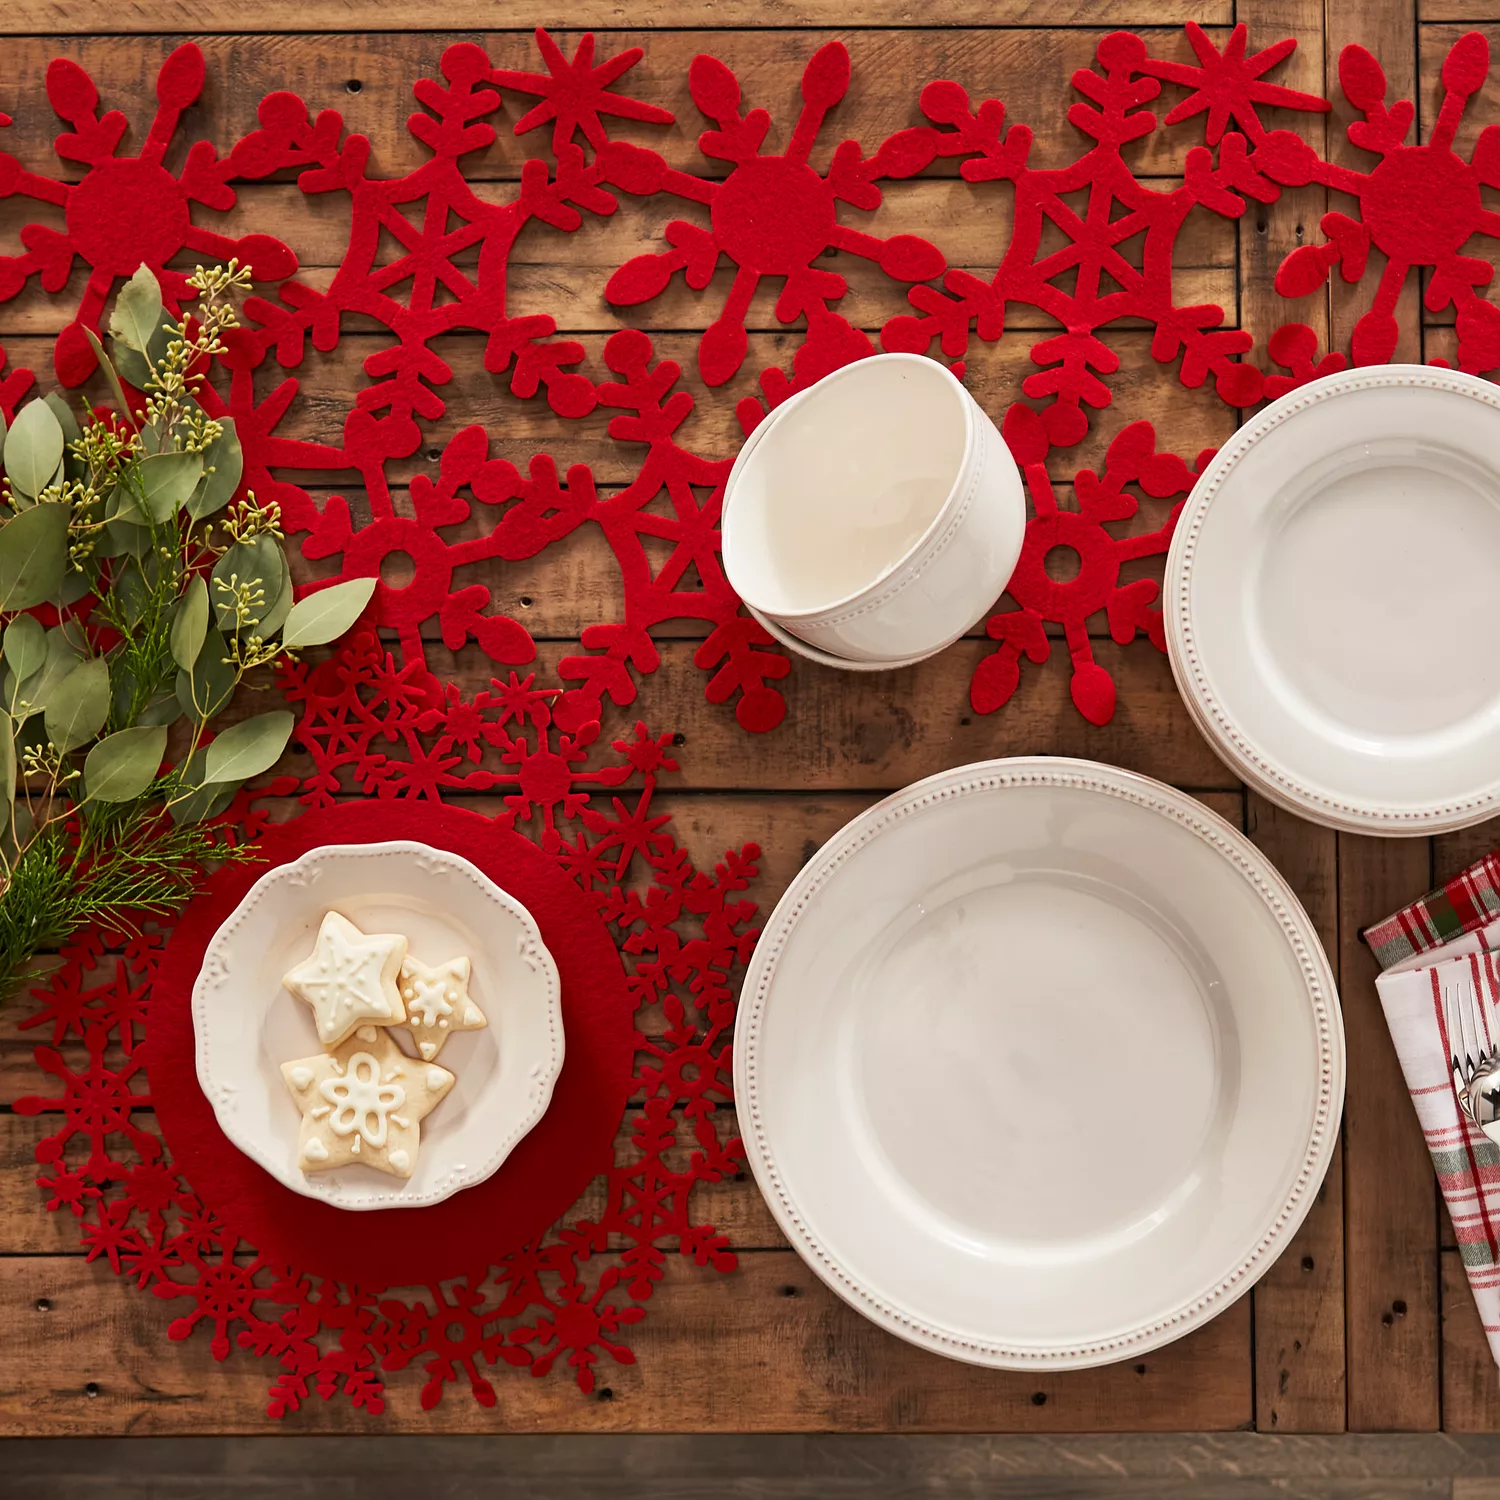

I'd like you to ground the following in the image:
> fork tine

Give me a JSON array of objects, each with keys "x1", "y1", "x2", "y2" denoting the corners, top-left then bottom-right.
[
  {"x1": 1462, "y1": 976, "x2": 1481, "y2": 1073},
  {"x1": 1447, "y1": 982, "x2": 1461, "y2": 1069}
]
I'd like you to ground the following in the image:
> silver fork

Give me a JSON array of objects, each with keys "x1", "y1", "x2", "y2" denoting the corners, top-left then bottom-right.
[{"x1": 1445, "y1": 974, "x2": 1500, "y2": 1142}]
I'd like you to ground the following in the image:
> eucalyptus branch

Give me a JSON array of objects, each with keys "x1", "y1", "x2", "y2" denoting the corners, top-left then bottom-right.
[{"x1": 0, "y1": 261, "x2": 378, "y2": 1000}]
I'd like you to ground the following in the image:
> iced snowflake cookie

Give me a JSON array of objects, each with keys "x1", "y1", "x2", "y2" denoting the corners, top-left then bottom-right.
[
  {"x1": 281, "y1": 1024, "x2": 454, "y2": 1179},
  {"x1": 398, "y1": 952, "x2": 487, "y2": 1061},
  {"x1": 283, "y1": 910, "x2": 408, "y2": 1047}
]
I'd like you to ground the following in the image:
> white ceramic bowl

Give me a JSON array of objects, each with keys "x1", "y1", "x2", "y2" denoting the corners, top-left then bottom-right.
[
  {"x1": 193, "y1": 840, "x2": 564, "y2": 1211},
  {"x1": 722, "y1": 354, "x2": 1026, "y2": 663}
]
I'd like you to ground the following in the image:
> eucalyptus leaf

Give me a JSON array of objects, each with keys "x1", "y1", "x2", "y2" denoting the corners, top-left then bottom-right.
[
  {"x1": 113, "y1": 555, "x2": 158, "y2": 627},
  {"x1": 204, "y1": 709, "x2": 294, "y2": 784},
  {"x1": 176, "y1": 628, "x2": 234, "y2": 721},
  {"x1": 280, "y1": 577, "x2": 378, "y2": 650},
  {"x1": 83, "y1": 329, "x2": 133, "y2": 425},
  {"x1": 12, "y1": 626, "x2": 84, "y2": 721},
  {"x1": 139, "y1": 451, "x2": 203, "y2": 522},
  {"x1": 0, "y1": 502, "x2": 68, "y2": 611},
  {"x1": 171, "y1": 575, "x2": 209, "y2": 672},
  {"x1": 104, "y1": 515, "x2": 151, "y2": 558},
  {"x1": 0, "y1": 707, "x2": 15, "y2": 820},
  {"x1": 137, "y1": 694, "x2": 183, "y2": 729},
  {"x1": 3, "y1": 614, "x2": 45, "y2": 686},
  {"x1": 57, "y1": 571, "x2": 92, "y2": 607},
  {"x1": 211, "y1": 537, "x2": 280, "y2": 633},
  {"x1": 43, "y1": 392, "x2": 82, "y2": 449},
  {"x1": 259, "y1": 554, "x2": 294, "y2": 639},
  {"x1": 105, "y1": 480, "x2": 145, "y2": 527},
  {"x1": 4, "y1": 402, "x2": 65, "y2": 499},
  {"x1": 84, "y1": 725, "x2": 167, "y2": 802},
  {"x1": 169, "y1": 745, "x2": 237, "y2": 826},
  {"x1": 108, "y1": 265, "x2": 165, "y2": 355},
  {"x1": 186, "y1": 419, "x2": 244, "y2": 520},
  {"x1": 44, "y1": 655, "x2": 109, "y2": 753},
  {"x1": 111, "y1": 341, "x2": 150, "y2": 390}
]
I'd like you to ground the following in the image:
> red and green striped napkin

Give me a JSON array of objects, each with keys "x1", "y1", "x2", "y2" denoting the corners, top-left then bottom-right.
[{"x1": 1364, "y1": 852, "x2": 1500, "y2": 968}]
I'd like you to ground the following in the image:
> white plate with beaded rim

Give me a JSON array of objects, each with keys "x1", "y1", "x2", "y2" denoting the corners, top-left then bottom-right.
[
  {"x1": 1167, "y1": 365, "x2": 1500, "y2": 835},
  {"x1": 193, "y1": 840, "x2": 564, "y2": 1210},
  {"x1": 734, "y1": 757, "x2": 1343, "y2": 1368}
]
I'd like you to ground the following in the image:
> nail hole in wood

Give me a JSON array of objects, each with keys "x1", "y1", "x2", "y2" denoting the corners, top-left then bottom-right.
[
  {"x1": 426, "y1": 448, "x2": 441, "y2": 462},
  {"x1": 780, "y1": 1285, "x2": 798, "y2": 1297},
  {"x1": 35, "y1": 1298, "x2": 50, "y2": 1312},
  {"x1": 1301, "y1": 1256, "x2": 1315, "y2": 1272},
  {"x1": 1393, "y1": 1299, "x2": 1407, "y2": 1317},
  {"x1": 85, "y1": 1382, "x2": 99, "y2": 1398},
  {"x1": 1381, "y1": 1312, "x2": 1394, "y2": 1328},
  {"x1": 1030, "y1": 1392, "x2": 1047, "y2": 1406},
  {"x1": 597, "y1": 1387, "x2": 614, "y2": 1402},
  {"x1": 519, "y1": 595, "x2": 533, "y2": 607},
  {"x1": 672, "y1": 732, "x2": 686, "y2": 745},
  {"x1": 1133, "y1": 1363, "x2": 1146, "y2": 1375}
]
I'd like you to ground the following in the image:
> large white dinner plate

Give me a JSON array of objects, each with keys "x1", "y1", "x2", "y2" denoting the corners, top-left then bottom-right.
[
  {"x1": 1167, "y1": 366, "x2": 1500, "y2": 834},
  {"x1": 735, "y1": 758, "x2": 1343, "y2": 1367},
  {"x1": 194, "y1": 840, "x2": 563, "y2": 1211}
]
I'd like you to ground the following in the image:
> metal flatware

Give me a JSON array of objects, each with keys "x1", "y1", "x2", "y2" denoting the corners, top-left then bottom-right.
[{"x1": 1445, "y1": 976, "x2": 1500, "y2": 1141}]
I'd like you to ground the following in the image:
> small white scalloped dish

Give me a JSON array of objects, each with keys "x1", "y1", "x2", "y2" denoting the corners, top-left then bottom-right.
[
  {"x1": 734, "y1": 758, "x2": 1343, "y2": 1368},
  {"x1": 193, "y1": 840, "x2": 563, "y2": 1211},
  {"x1": 1167, "y1": 365, "x2": 1500, "y2": 835}
]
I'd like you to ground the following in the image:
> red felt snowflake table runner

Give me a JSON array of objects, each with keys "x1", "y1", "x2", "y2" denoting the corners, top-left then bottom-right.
[{"x1": 3, "y1": 23, "x2": 1493, "y2": 729}]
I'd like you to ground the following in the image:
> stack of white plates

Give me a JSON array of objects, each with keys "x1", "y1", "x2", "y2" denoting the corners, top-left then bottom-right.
[
  {"x1": 735, "y1": 758, "x2": 1342, "y2": 1367},
  {"x1": 1166, "y1": 366, "x2": 1500, "y2": 836}
]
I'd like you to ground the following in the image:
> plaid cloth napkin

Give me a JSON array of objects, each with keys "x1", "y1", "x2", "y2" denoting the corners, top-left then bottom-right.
[
  {"x1": 1364, "y1": 850, "x2": 1500, "y2": 969},
  {"x1": 1370, "y1": 905, "x2": 1500, "y2": 1369}
]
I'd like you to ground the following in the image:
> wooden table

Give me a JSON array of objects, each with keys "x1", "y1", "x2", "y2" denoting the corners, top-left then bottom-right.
[{"x1": 0, "y1": 0, "x2": 1495, "y2": 1442}]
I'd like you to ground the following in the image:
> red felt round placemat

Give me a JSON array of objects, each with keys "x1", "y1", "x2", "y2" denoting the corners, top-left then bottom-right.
[{"x1": 145, "y1": 800, "x2": 634, "y2": 1287}]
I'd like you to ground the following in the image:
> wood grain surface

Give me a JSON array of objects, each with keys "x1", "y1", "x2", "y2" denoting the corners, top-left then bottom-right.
[{"x1": 0, "y1": 0, "x2": 1489, "y2": 1442}]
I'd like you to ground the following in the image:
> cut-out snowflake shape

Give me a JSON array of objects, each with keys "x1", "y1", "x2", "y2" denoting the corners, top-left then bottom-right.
[
  {"x1": 879, "y1": 28, "x2": 1327, "y2": 447},
  {"x1": 491, "y1": 28, "x2": 676, "y2": 153},
  {"x1": 1267, "y1": 30, "x2": 1500, "y2": 370},
  {"x1": 972, "y1": 405, "x2": 1207, "y2": 723},
  {"x1": 0, "y1": 43, "x2": 296, "y2": 385},
  {"x1": 602, "y1": 40, "x2": 947, "y2": 387}
]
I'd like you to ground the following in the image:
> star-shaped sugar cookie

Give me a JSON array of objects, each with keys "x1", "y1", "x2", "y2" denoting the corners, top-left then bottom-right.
[
  {"x1": 281, "y1": 1024, "x2": 455, "y2": 1179},
  {"x1": 283, "y1": 910, "x2": 408, "y2": 1047},
  {"x1": 398, "y1": 952, "x2": 487, "y2": 1061}
]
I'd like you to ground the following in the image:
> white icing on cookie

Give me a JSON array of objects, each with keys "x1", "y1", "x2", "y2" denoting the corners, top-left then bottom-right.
[
  {"x1": 388, "y1": 1148, "x2": 410, "y2": 1173},
  {"x1": 419, "y1": 1041, "x2": 437, "y2": 1060},
  {"x1": 357, "y1": 1025, "x2": 378, "y2": 1042},
  {"x1": 426, "y1": 1067, "x2": 447, "y2": 1091},
  {"x1": 319, "y1": 1051, "x2": 406, "y2": 1148},
  {"x1": 302, "y1": 1137, "x2": 329, "y2": 1163},
  {"x1": 289, "y1": 1066, "x2": 313, "y2": 1090}
]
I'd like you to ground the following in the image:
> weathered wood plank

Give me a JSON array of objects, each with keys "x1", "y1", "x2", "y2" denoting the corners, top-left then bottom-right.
[
  {"x1": 0, "y1": 1252, "x2": 1252, "y2": 1434},
  {"x1": 12, "y1": 1431, "x2": 1500, "y2": 1488},
  {"x1": 1246, "y1": 797, "x2": 1345, "y2": 1434},
  {"x1": 1338, "y1": 834, "x2": 1439, "y2": 1431},
  {"x1": 0, "y1": 184, "x2": 1235, "y2": 337},
  {"x1": 0, "y1": 330, "x2": 1241, "y2": 489},
  {"x1": 1444, "y1": 1249, "x2": 1500, "y2": 1431},
  {"x1": 0, "y1": 1105, "x2": 785, "y2": 1254},
  {"x1": 0, "y1": 29, "x2": 1228, "y2": 181}
]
